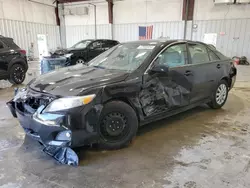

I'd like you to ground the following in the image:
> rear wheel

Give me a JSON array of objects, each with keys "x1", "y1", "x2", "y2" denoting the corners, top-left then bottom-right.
[
  {"x1": 75, "y1": 58, "x2": 85, "y2": 64},
  {"x1": 98, "y1": 101, "x2": 138, "y2": 150},
  {"x1": 8, "y1": 64, "x2": 26, "y2": 84},
  {"x1": 208, "y1": 80, "x2": 228, "y2": 109}
]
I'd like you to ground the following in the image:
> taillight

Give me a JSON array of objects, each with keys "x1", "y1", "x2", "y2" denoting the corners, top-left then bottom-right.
[
  {"x1": 232, "y1": 56, "x2": 239, "y2": 66},
  {"x1": 20, "y1": 49, "x2": 26, "y2": 55}
]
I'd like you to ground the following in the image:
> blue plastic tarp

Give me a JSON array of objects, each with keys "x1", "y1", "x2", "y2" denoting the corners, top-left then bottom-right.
[{"x1": 40, "y1": 56, "x2": 68, "y2": 74}]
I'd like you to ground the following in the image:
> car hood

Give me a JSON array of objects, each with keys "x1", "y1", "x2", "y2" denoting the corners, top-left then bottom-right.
[
  {"x1": 54, "y1": 47, "x2": 84, "y2": 55},
  {"x1": 29, "y1": 65, "x2": 129, "y2": 96}
]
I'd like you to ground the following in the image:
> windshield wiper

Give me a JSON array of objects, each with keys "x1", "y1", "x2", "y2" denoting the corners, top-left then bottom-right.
[{"x1": 93, "y1": 65, "x2": 106, "y2": 69}]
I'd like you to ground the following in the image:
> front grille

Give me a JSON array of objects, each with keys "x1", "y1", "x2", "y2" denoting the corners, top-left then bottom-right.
[
  {"x1": 15, "y1": 88, "x2": 55, "y2": 114},
  {"x1": 25, "y1": 96, "x2": 50, "y2": 110}
]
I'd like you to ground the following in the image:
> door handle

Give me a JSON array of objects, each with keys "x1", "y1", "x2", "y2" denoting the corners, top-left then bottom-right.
[
  {"x1": 217, "y1": 64, "x2": 221, "y2": 69},
  {"x1": 184, "y1": 70, "x2": 192, "y2": 76}
]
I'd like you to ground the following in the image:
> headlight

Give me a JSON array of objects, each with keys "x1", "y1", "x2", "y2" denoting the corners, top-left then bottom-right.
[
  {"x1": 13, "y1": 87, "x2": 27, "y2": 101},
  {"x1": 43, "y1": 94, "x2": 96, "y2": 112},
  {"x1": 64, "y1": 53, "x2": 73, "y2": 58}
]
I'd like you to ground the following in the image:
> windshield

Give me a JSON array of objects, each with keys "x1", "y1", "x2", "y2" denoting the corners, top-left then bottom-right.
[
  {"x1": 88, "y1": 43, "x2": 155, "y2": 72},
  {"x1": 71, "y1": 40, "x2": 92, "y2": 48}
]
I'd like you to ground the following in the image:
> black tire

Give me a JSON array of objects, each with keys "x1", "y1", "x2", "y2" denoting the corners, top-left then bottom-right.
[
  {"x1": 8, "y1": 64, "x2": 26, "y2": 84},
  {"x1": 75, "y1": 58, "x2": 85, "y2": 65},
  {"x1": 208, "y1": 80, "x2": 229, "y2": 109},
  {"x1": 98, "y1": 101, "x2": 138, "y2": 150}
]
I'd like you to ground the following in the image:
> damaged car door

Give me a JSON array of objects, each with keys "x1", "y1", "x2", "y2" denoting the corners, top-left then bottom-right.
[{"x1": 140, "y1": 43, "x2": 193, "y2": 117}]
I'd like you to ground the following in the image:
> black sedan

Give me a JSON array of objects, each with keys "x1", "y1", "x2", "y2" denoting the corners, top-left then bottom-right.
[
  {"x1": 54, "y1": 39, "x2": 119, "y2": 65},
  {"x1": 8, "y1": 39, "x2": 236, "y2": 151}
]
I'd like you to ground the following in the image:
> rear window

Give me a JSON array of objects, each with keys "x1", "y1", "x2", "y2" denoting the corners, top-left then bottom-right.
[
  {"x1": 106, "y1": 40, "x2": 119, "y2": 46},
  {"x1": 1, "y1": 38, "x2": 20, "y2": 49},
  {"x1": 207, "y1": 45, "x2": 229, "y2": 60},
  {"x1": 213, "y1": 50, "x2": 229, "y2": 60},
  {"x1": 207, "y1": 48, "x2": 220, "y2": 61},
  {"x1": 112, "y1": 41, "x2": 119, "y2": 45}
]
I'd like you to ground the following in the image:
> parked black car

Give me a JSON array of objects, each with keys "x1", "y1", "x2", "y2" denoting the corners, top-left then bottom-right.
[
  {"x1": 54, "y1": 39, "x2": 119, "y2": 65},
  {"x1": 0, "y1": 36, "x2": 28, "y2": 84},
  {"x1": 8, "y1": 39, "x2": 237, "y2": 151}
]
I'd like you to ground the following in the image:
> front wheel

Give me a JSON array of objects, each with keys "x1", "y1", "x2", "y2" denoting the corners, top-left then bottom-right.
[
  {"x1": 98, "y1": 101, "x2": 138, "y2": 150},
  {"x1": 8, "y1": 64, "x2": 26, "y2": 84},
  {"x1": 208, "y1": 80, "x2": 229, "y2": 109},
  {"x1": 75, "y1": 58, "x2": 85, "y2": 64}
]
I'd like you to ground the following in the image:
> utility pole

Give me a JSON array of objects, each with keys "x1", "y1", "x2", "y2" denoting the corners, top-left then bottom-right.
[
  {"x1": 183, "y1": 0, "x2": 189, "y2": 39},
  {"x1": 89, "y1": 3, "x2": 97, "y2": 39}
]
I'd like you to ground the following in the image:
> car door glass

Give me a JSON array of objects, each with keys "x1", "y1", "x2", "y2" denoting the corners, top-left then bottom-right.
[
  {"x1": 90, "y1": 41, "x2": 102, "y2": 50},
  {"x1": 100, "y1": 41, "x2": 111, "y2": 50},
  {"x1": 157, "y1": 44, "x2": 187, "y2": 68},
  {"x1": 188, "y1": 43, "x2": 209, "y2": 64},
  {"x1": 208, "y1": 49, "x2": 220, "y2": 61},
  {"x1": 73, "y1": 40, "x2": 91, "y2": 48},
  {"x1": 111, "y1": 41, "x2": 119, "y2": 46}
]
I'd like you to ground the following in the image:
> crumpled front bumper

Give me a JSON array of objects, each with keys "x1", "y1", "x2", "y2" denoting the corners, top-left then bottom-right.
[
  {"x1": 7, "y1": 99, "x2": 99, "y2": 148},
  {"x1": 7, "y1": 98, "x2": 100, "y2": 166},
  {"x1": 7, "y1": 101, "x2": 72, "y2": 147}
]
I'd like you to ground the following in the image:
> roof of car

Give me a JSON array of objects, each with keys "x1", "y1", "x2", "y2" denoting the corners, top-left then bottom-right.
[
  {"x1": 0, "y1": 35, "x2": 12, "y2": 40},
  {"x1": 123, "y1": 39, "x2": 206, "y2": 45},
  {"x1": 97, "y1": 39, "x2": 119, "y2": 42},
  {"x1": 84, "y1": 39, "x2": 118, "y2": 41}
]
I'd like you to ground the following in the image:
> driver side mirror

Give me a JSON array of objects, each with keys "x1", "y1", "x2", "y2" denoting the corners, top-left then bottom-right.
[
  {"x1": 89, "y1": 45, "x2": 94, "y2": 50},
  {"x1": 149, "y1": 62, "x2": 169, "y2": 75}
]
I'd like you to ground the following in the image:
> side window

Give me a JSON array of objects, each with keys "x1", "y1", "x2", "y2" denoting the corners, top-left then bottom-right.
[
  {"x1": 102, "y1": 41, "x2": 113, "y2": 50},
  {"x1": 208, "y1": 49, "x2": 220, "y2": 61},
  {"x1": 157, "y1": 44, "x2": 187, "y2": 68},
  {"x1": 110, "y1": 41, "x2": 119, "y2": 46},
  {"x1": 89, "y1": 41, "x2": 102, "y2": 50},
  {"x1": 188, "y1": 43, "x2": 209, "y2": 64},
  {"x1": 214, "y1": 50, "x2": 229, "y2": 60}
]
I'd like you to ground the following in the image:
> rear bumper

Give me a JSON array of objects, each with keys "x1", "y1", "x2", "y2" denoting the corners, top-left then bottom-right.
[
  {"x1": 229, "y1": 65, "x2": 237, "y2": 90},
  {"x1": 230, "y1": 75, "x2": 236, "y2": 90},
  {"x1": 7, "y1": 100, "x2": 99, "y2": 148}
]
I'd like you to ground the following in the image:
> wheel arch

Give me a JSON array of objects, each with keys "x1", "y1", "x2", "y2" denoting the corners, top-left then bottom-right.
[
  {"x1": 103, "y1": 97, "x2": 142, "y2": 124},
  {"x1": 221, "y1": 76, "x2": 231, "y2": 88},
  {"x1": 75, "y1": 50, "x2": 87, "y2": 60},
  {"x1": 8, "y1": 58, "x2": 28, "y2": 73}
]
